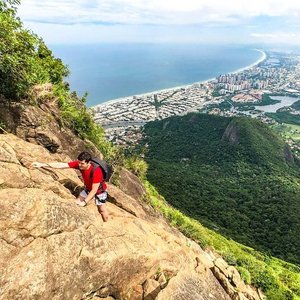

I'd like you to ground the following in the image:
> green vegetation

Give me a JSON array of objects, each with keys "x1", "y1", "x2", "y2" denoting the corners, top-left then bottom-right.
[
  {"x1": 0, "y1": 1, "x2": 68, "y2": 99},
  {"x1": 258, "y1": 94, "x2": 281, "y2": 106},
  {"x1": 202, "y1": 94, "x2": 281, "y2": 113},
  {"x1": 231, "y1": 94, "x2": 280, "y2": 108},
  {"x1": 141, "y1": 113, "x2": 300, "y2": 265},
  {"x1": 272, "y1": 124, "x2": 300, "y2": 142},
  {"x1": 52, "y1": 85, "x2": 117, "y2": 160},
  {"x1": 144, "y1": 180, "x2": 300, "y2": 300},
  {"x1": 212, "y1": 87, "x2": 222, "y2": 97},
  {"x1": 124, "y1": 154, "x2": 148, "y2": 179},
  {"x1": 0, "y1": 0, "x2": 118, "y2": 161},
  {"x1": 291, "y1": 100, "x2": 300, "y2": 111},
  {"x1": 270, "y1": 92, "x2": 300, "y2": 99},
  {"x1": 199, "y1": 99, "x2": 232, "y2": 113},
  {"x1": 2, "y1": 3, "x2": 300, "y2": 299},
  {"x1": 271, "y1": 123, "x2": 300, "y2": 157},
  {"x1": 235, "y1": 104, "x2": 256, "y2": 111},
  {"x1": 266, "y1": 112, "x2": 300, "y2": 125},
  {"x1": 264, "y1": 97, "x2": 300, "y2": 130}
]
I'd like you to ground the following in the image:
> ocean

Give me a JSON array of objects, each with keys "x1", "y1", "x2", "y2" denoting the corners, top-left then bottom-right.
[{"x1": 51, "y1": 44, "x2": 263, "y2": 107}]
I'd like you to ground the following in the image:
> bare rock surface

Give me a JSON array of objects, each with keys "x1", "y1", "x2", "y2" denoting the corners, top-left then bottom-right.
[
  {"x1": 117, "y1": 168, "x2": 146, "y2": 201},
  {"x1": 222, "y1": 122, "x2": 240, "y2": 145},
  {"x1": 0, "y1": 89, "x2": 102, "y2": 159},
  {"x1": 0, "y1": 133, "x2": 263, "y2": 300}
]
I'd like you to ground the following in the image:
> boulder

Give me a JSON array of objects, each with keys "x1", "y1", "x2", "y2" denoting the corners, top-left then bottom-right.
[
  {"x1": 0, "y1": 139, "x2": 19, "y2": 164},
  {"x1": 143, "y1": 279, "x2": 161, "y2": 300},
  {"x1": 227, "y1": 266, "x2": 243, "y2": 288},
  {"x1": 156, "y1": 271, "x2": 231, "y2": 300},
  {"x1": 117, "y1": 168, "x2": 146, "y2": 201},
  {"x1": 157, "y1": 273, "x2": 168, "y2": 289}
]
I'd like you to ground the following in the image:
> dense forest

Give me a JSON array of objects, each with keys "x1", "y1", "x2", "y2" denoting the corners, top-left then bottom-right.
[
  {"x1": 266, "y1": 112, "x2": 300, "y2": 125},
  {"x1": 141, "y1": 113, "x2": 300, "y2": 264}
]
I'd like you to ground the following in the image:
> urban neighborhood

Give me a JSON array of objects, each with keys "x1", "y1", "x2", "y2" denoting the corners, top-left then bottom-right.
[{"x1": 92, "y1": 51, "x2": 300, "y2": 154}]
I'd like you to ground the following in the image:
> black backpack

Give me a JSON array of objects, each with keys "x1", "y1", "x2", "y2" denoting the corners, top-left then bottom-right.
[{"x1": 89, "y1": 158, "x2": 112, "y2": 183}]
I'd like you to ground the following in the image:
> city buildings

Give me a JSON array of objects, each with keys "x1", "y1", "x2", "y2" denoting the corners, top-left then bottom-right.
[{"x1": 92, "y1": 51, "x2": 300, "y2": 147}]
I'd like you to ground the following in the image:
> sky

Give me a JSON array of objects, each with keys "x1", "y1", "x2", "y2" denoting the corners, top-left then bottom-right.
[{"x1": 17, "y1": 0, "x2": 300, "y2": 46}]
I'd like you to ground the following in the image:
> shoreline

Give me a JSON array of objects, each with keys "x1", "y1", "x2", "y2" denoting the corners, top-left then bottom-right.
[{"x1": 92, "y1": 49, "x2": 267, "y2": 108}]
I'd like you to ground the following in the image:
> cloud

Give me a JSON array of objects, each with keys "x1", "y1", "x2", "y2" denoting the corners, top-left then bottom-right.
[
  {"x1": 251, "y1": 33, "x2": 277, "y2": 38},
  {"x1": 17, "y1": 0, "x2": 300, "y2": 45},
  {"x1": 18, "y1": 0, "x2": 300, "y2": 26},
  {"x1": 250, "y1": 32, "x2": 300, "y2": 44}
]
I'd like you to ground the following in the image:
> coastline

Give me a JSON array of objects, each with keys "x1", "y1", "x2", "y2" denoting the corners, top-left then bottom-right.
[
  {"x1": 92, "y1": 49, "x2": 266, "y2": 108},
  {"x1": 231, "y1": 49, "x2": 266, "y2": 75}
]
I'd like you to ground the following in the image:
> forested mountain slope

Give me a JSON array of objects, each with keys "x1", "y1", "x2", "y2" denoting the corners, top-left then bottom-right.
[{"x1": 142, "y1": 113, "x2": 300, "y2": 264}]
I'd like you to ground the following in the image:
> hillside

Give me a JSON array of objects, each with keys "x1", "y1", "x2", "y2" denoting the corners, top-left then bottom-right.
[
  {"x1": 1, "y1": 88, "x2": 299, "y2": 299},
  {"x1": 0, "y1": 99, "x2": 266, "y2": 300},
  {"x1": 1, "y1": 2, "x2": 300, "y2": 299},
  {"x1": 141, "y1": 113, "x2": 300, "y2": 264}
]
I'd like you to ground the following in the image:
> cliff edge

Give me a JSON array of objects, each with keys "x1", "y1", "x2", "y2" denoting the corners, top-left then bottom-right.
[{"x1": 0, "y1": 99, "x2": 263, "y2": 300}]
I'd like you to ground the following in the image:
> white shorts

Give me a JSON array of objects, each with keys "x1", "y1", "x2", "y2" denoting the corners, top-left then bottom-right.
[{"x1": 79, "y1": 190, "x2": 108, "y2": 206}]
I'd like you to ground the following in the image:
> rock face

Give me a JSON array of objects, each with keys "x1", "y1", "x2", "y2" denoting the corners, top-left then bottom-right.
[
  {"x1": 0, "y1": 133, "x2": 264, "y2": 300},
  {"x1": 117, "y1": 168, "x2": 146, "y2": 201},
  {"x1": 0, "y1": 87, "x2": 102, "y2": 159},
  {"x1": 284, "y1": 144, "x2": 295, "y2": 163},
  {"x1": 222, "y1": 122, "x2": 240, "y2": 145}
]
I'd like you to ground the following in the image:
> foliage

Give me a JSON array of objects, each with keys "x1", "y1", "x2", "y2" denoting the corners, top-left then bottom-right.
[
  {"x1": 52, "y1": 84, "x2": 118, "y2": 163},
  {"x1": 266, "y1": 111, "x2": 300, "y2": 125},
  {"x1": 236, "y1": 266, "x2": 251, "y2": 284},
  {"x1": 140, "y1": 113, "x2": 300, "y2": 265},
  {"x1": 271, "y1": 123, "x2": 300, "y2": 145},
  {"x1": 211, "y1": 87, "x2": 222, "y2": 97},
  {"x1": 0, "y1": 0, "x2": 120, "y2": 166},
  {"x1": 0, "y1": 0, "x2": 20, "y2": 11},
  {"x1": 2, "y1": 3, "x2": 300, "y2": 299},
  {"x1": 124, "y1": 155, "x2": 148, "y2": 179},
  {"x1": 291, "y1": 100, "x2": 300, "y2": 111},
  {"x1": 259, "y1": 94, "x2": 281, "y2": 106},
  {"x1": 204, "y1": 94, "x2": 281, "y2": 113},
  {"x1": 144, "y1": 179, "x2": 300, "y2": 300},
  {"x1": 229, "y1": 94, "x2": 280, "y2": 108},
  {"x1": 0, "y1": 1, "x2": 69, "y2": 99}
]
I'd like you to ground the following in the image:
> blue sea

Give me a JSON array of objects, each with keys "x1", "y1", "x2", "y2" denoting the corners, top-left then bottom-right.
[{"x1": 51, "y1": 44, "x2": 263, "y2": 107}]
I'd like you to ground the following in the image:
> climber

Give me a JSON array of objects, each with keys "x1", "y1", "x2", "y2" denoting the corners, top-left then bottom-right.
[{"x1": 31, "y1": 151, "x2": 109, "y2": 222}]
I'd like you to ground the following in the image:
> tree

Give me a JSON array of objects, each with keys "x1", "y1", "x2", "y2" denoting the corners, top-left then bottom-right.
[{"x1": 0, "y1": 0, "x2": 69, "y2": 99}]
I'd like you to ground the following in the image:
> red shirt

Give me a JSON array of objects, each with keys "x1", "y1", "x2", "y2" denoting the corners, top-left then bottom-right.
[{"x1": 68, "y1": 160, "x2": 107, "y2": 194}]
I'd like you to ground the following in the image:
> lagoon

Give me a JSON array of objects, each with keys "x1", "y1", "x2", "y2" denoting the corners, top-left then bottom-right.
[{"x1": 254, "y1": 96, "x2": 299, "y2": 113}]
